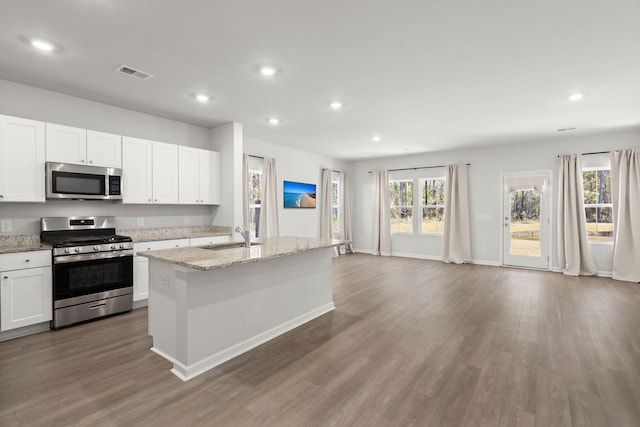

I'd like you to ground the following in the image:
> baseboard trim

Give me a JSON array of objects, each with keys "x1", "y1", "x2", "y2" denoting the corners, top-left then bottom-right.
[
  {"x1": 132, "y1": 299, "x2": 148, "y2": 310},
  {"x1": 390, "y1": 252, "x2": 441, "y2": 261},
  {"x1": 153, "y1": 302, "x2": 336, "y2": 382},
  {"x1": 0, "y1": 321, "x2": 50, "y2": 342},
  {"x1": 470, "y1": 259, "x2": 502, "y2": 267}
]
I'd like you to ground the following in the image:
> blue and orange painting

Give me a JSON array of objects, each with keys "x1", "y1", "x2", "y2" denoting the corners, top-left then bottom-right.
[{"x1": 283, "y1": 181, "x2": 316, "y2": 208}]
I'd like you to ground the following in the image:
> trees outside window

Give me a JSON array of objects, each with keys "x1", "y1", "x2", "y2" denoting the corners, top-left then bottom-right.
[
  {"x1": 331, "y1": 177, "x2": 340, "y2": 237},
  {"x1": 583, "y1": 169, "x2": 613, "y2": 241},
  {"x1": 420, "y1": 178, "x2": 445, "y2": 233},
  {"x1": 248, "y1": 169, "x2": 262, "y2": 238},
  {"x1": 389, "y1": 179, "x2": 413, "y2": 233}
]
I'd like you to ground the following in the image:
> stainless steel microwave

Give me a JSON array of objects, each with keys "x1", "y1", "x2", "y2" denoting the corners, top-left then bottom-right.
[{"x1": 46, "y1": 162, "x2": 123, "y2": 200}]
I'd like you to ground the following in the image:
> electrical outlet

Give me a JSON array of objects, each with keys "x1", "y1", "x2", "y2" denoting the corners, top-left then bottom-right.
[
  {"x1": 137, "y1": 217, "x2": 144, "y2": 227},
  {"x1": 1, "y1": 220, "x2": 12, "y2": 232}
]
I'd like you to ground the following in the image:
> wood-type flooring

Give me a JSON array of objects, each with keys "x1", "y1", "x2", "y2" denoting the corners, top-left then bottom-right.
[{"x1": 1, "y1": 254, "x2": 639, "y2": 426}]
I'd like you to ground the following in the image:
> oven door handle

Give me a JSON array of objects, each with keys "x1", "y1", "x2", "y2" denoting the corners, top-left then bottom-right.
[{"x1": 53, "y1": 249, "x2": 134, "y2": 264}]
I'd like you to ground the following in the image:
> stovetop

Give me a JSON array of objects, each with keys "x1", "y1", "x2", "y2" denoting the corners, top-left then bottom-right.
[{"x1": 42, "y1": 234, "x2": 132, "y2": 248}]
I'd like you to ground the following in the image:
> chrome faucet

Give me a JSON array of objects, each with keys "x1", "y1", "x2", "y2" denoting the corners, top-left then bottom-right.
[{"x1": 235, "y1": 225, "x2": 251, "y2": 248}]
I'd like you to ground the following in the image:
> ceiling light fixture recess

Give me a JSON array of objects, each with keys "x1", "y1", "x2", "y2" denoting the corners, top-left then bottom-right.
[
  {"x1": 31, "y1": 38, "x2": 54, "y2": 51},
  {"x1": 268, "y1": 117, "x2": 280, "y2": 125},
  {"x1": 260, "y1": 66, "x2": 277, "y2": 76},
  {"x1": 330, "y1": 101, "x2": 343, "y2": 110},
  {"x1": 195, "y1": 94, "x2": 210, "y2": 102},
  {"x1": 557, "y1": 127, "x2": 576, "y2": 132},
  {"x1": 568, "y1": 93, "x2": 584, "y2": 101},
  {"x1": 371, "y1": 135, "x2": 381, "y2": 142}
]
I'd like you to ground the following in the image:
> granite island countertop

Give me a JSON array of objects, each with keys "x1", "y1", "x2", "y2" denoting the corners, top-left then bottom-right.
[
  {"x1": 0, "y1": 235, "x2": 51, "y2": 254},
  {"x1": 138, "y1": 236, "x2": 345, "y2": 271},
  {"x1": 118, "y1": 225, "x2": 232, "y2": 243}
]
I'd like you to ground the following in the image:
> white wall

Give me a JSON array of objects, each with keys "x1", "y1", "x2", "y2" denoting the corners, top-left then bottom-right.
[
  {"x1": 244, "y1": 135, "x2": 348, "y2": 238},
  {"x1": 0, "y1": 79, "x2": 221, "y2": 234},
  {"x1": 349, "y1": 129, "x2": 640, "y2": 275}
]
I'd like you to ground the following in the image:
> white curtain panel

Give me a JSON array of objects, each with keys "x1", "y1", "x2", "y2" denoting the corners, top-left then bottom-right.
[
  {"x1": 442, "y1": 164, "x2": 472, "y2": 264},
  {"x1": 242, "y1": 154, "x2": 249, "y2": 228},
  {"x1": 258, "y1": 157, "x2": 280, "y2": 238},
  {"x1": 557, "y1": 154, "x2": 597, "y2": 276},
  {"x1": 340, "y1": 172, "x2": 354, "y2": 254},
  {"x1": 373, "y1": 169, "x2": 391, "y2": 256},
  {"x1": 610, "y1": 148, "x2": 640, "y2": 282},
  {"x1": 320, "y1": 168, "x2": 333, "y2": 240}
]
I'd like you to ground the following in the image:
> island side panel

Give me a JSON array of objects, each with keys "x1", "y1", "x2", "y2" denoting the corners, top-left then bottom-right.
[
  {"x1": 149, "y1": 247, "x2": 336, "y2": 380},
  {"x1": 148, "y1": 260, "x2": 179, "y2": 361}
]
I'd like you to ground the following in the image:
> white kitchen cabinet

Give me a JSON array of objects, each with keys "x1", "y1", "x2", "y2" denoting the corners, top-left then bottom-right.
[
  {"x1": 133, "y1": 256, "x2": 149, "y2": 302},
  {"x1": 152, "y1": 141, "x2": 179, "y2": 204},
  {"x1": 46, "y1": 123, "x2": 122, "y2": 168},
  {"x1": 45, "y1": 123, "x2": 87, "y2": 165},
  {"x1": 0, "y1": 115, "x2": 46, "y2": 203},
  {"x1": 86, "y1": 130, "x2": 122, "y2": 168},
  {"x1": 178, "y1": 147, "x2": 220, "y2": 205},
  {"x1": 122, "y1": 138, "x2": 179, "y2": 204},
  {"x1": 0, "y1": 250, "x2": 52, "y2": 332},
  {"x1": 122, "y1": 136, "x2": 153, "y2": 203},
  {"x1": 133, "y1": 239, "x2": 189, "y2": 302}
]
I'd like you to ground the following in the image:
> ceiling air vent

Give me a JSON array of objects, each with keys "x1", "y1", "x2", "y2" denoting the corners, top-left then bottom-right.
[{"x1": 115, "y1": 64, "x2": 154, "y2": 80}]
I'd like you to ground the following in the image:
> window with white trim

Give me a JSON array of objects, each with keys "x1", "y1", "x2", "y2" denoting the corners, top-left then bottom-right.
[
  {"x1": 389, "y1": 179, "x2": 413, "y2": 233},
  {"x1": 331, "y1": 174, "x2": 340, "y2": 237},
  {"x1": 247, "y1": 157, "x2": 263, "y2": 238},
  {"x1": 583, "y1": 168, "x2": 613, "y2": 242},
  {"x1": 420, "y1": 178, "x2": 445, "y2": 233}
]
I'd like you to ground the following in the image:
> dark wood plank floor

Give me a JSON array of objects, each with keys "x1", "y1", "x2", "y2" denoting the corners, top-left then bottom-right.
[{"x1": 1, "y1": 254, "x2": 639, "y2": 426}]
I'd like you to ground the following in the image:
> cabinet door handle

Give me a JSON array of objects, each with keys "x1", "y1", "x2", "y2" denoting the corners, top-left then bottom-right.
[
  {"x1": 0, "y1": 194, "x2": 4, "y2": 198},
  {"x1": 81, "y1": 159, "x2": 85, "y2": 163},
  {"x1": 3, "y1": 276, "x2": 8, "y2": 279},
  {"x1": 25, "y1": 259, "x2": 30, "y2": 263},
  {"x1": 89, "y1": 160, "x2": 93, "y2": 164}
]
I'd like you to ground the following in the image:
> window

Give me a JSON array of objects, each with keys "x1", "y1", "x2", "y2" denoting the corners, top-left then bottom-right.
[
  {"x1": 389, "y1": 179, "x2": 413, "y2": 233},
  {"x1": 247, "y1": 158, "x2": 263, "y2": 238},
  {"x1": 583, "y1": 168, "x2": 613, "y2": 242},
  {"x1": 331, "y1": 175, "x2": 340, "y2": 236},
  {"x1": 420, "y1": 178, "x2": 445, "y2": 233}
]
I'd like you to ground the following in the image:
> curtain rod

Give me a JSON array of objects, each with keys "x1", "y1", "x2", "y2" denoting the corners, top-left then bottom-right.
[
  {"x1": 367, "y1": 163, "x2": 470, "y2": 173},
  {"x1": 248, "y1": 154, "x2": 264, "y2": 160},
  {"x1": 557, "y1": 150, "x2": 610, "y2": 158}
]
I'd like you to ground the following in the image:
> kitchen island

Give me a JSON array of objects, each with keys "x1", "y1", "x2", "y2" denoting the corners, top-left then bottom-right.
[{"x1": 139, "y1": 236, "x2": 343, "y2": 381}]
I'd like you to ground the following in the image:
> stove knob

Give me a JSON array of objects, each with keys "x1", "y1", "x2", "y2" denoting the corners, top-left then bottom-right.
[
  {"x1": 75, "y1": 248, "x2": 81, "y2": 253},
  {"x1": 111, "y1": 245, "x2": 116, "y2": 250},
  {"x1": 64, "y1": 248, "x2": 70, "y2": 254},
  {"x1": 94, "y1": 246, "x2": 99, "y2": 251},
  {"x1": 119, "y1": 244, "x2": 124, "y2": 249}
]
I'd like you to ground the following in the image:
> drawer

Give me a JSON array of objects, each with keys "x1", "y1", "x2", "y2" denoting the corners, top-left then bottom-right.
[
  {"x1": 189, "y1": 235, "x2": 233, "y2": 247},
  {"x1": 134, "y1": 238, "x2": 190, "y2": 255},
  {"x1": 0, "y1": 250, "x2": 51, "y2": 271}
]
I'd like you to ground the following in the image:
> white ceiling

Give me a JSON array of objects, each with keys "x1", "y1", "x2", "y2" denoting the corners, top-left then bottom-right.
[{"x1": 1, "y1": 0, "x2": 639, "y2": 160}]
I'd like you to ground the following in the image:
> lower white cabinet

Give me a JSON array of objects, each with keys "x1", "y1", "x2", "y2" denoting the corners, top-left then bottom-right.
[
  {"x1": 133, "y1": 256, "x2": 149, "y2": 302},
  {"x1": 133, "y1": 239, "x2": 189, "y2": 302},
  {"x1": 0, "y1": 250, "x2": 52, "y2": 332}
]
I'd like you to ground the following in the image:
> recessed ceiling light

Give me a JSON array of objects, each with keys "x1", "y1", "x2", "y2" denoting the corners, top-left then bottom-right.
[
  {"x1": 330, "y1": 101, "x2": 343, "y2": 110},
  {"x1": 268, "y1": 117, "x2": 280, "y2": 125},
  {"x1": 31, "y1": 38, "x2": 54, "y2": 52},
  {"x1": 557, "y1": 127, "x2": 576, "y2": 132},
  {"x1": 195, "y1": 94, "x2": 210, "y2": 102},
  {"x1": 568, "y1": 93, "x2": 584, "y2": 101},
  {"x1": 371, "y1": 135, "x2": 381, "y2": 142},
  {"x1": 260, "y1": 66, "x2": 277, "y2": 76}
]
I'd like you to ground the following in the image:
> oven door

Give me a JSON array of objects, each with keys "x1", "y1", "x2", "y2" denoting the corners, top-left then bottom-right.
[{"x1": 53, "y1": 251, "x2": 133, "y2": 303}]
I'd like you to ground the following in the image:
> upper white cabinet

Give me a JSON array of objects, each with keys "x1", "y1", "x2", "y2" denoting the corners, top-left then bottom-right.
[
  {"x1": 87, "y1": 130, "x2": 122, "y2": 168},
  {"x1": 122, "y1": 137, "x2": 153, "y2": 203},
  {"x1": 122, "y1": 137, "x2": 179, "y2": 204},
  {"x1": 179, "y1": 147, "x2": 220, "y2": 205},
  {"x1": 46, "y1": 123, "x2": 121, "y2": 168},
  {"x1": 152, "y1": 142, "x2": 179, "y2": 204},
  {"x1": 0, "y1": 115, "x2": 46, "y2": 203}
]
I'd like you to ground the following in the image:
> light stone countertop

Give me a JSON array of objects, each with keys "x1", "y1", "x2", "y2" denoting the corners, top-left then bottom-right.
[
  {"x1": 118, "y1": 225, "x2": 232, "y2": 243},
  {"x1": 138, "y1": 236, "x2": 345, "y2": 271},
  {"x1": 0, "y1": 235, "x2": 51, "y2": 255}
]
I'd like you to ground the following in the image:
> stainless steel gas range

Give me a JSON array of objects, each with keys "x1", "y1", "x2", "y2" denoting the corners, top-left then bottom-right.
[{"x1": 40, "y1": 216, "x2": 133, "y2": 329}]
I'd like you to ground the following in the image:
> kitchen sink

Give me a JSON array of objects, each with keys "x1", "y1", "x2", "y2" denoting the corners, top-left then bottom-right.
[{"x1": 201, "y1": 242, "x2": 262, "y2": 250}]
